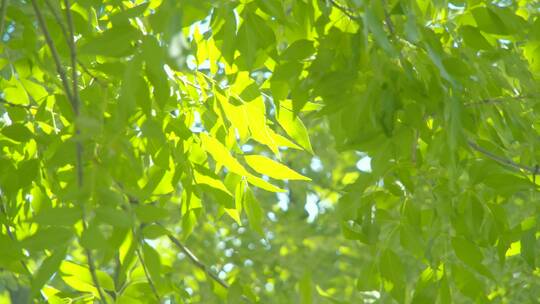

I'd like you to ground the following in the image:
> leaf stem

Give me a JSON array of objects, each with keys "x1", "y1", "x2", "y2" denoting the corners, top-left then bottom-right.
[
  {"x1": 135, "y1": 245, "x2": 162, "y2": 302},
  {"x1": 464, "y1": 95, "x2": 535, "y2": 107},
  {"x1": 467, "y1": 140, "x2": 538, "y2": 174}
]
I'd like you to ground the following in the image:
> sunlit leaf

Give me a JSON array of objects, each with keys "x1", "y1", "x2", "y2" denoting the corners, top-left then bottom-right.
[{"x1": 244, "y1": 155, "x2": 310, "y2": 181}]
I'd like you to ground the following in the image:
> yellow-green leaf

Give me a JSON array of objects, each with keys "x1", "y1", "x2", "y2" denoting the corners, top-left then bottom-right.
[
  {"x1": 200, "y1": 133, "x2": 249, "y2": 176},
  {"x1": 276, "y1": 105, "x2": 313, "y2": 154},
  {"x1": 244, "y1": 155, "x2": 311, "y2": 181}
]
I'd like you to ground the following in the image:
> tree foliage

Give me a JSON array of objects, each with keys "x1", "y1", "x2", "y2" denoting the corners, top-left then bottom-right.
[{"x1": 0, "y1": 0, "x2": 539, "y2": 303}]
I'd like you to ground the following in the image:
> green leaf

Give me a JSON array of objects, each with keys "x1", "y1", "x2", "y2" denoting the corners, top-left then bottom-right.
[
  {"x1": 95, "y1": 206, "x2": 133, "y2": 228},
  {"x1": 34, "y1": 207, "x2": 82, "y2": 227},
  {"x1": 471, "y1": 7, "x2": 509, "y2": 35},
  {"x1": 299, "y1": 271, "x2": 313, "y2": 304},
  {"x1": 0, "y1": 234, "x2": 23, "y2": 266},
  {"x1": 109, "y1": 2, "x2": 150, "y2": 24},
  {"x1": 227, "y1": 280, "x2": 244, "y2": 303},
  {"x1": 1, "y1": 123, "x2": 33, "y2": 142},
  {"x1": 134, "y1": 205, "x2": 169, "y2": 223},
  {"x1": 80, "y1": 221, "x2": 107, "y2": 250},
  {"x1": 281, "y1": 40, "x2": 315, "y2": 61},
  {"x1": 365, "y1": 7, "x2": 396, "y2": 56},
  {"x1": 142, "y1": 36, "x2": 170, "y2": 107},
  {"x1": 193, "y1": 166, "x2": 233, "y2": 196},
  {"x1": 60, "y1": 261, "x2": 115, "y2": 293},
  {"x1": 236, "y1": 11, "x2": 275, "y2": 69},
  {"x1": 521, "y1": 229, "x2": 536, "y2": 268},
  {"x1": 243, "y1": 187, "x2": 263, "y2": 235},
  {"x1": 451, "y1": 237, "x2": 483, "y2": 267},
  {"x1": 31, "y1": 247, "x2": 67, "y2": 296},
  {"x1": 16, "y1": 158, "x2": 39, "y2": 188},
  {"x1": 460, "y1": 26, "x2": 492, "y2": 50},
  {"x1": 142, "y1": 224, "x2": 170, "y2": 240},
  {"x1": 245, "y1": 175, "x2": 286, "y2": 193},
  {"x1": 244, "y1": 155, "x2": 311, "y2": 181},
  {"x1": 452, "y1": 264, "x2": 485, "y2": 301},
  {"x1": 276, "y1": 105, "x2": 313, "y2": 153},
  {"x1": 3, "y1": 85, "x2": 29, "y2": 105},
  {"x1": 79, "y1": 24, "x2": 141, "y2": 57},
  {"x1": 200, "y1": 133, "x2": 249, "y2": 176},
  {"x1": 142, "y1": 242, "x2": 165, "y2": 291},
  {"x1": 21, "y1": 227, "x2": 73, "y2": 252}
]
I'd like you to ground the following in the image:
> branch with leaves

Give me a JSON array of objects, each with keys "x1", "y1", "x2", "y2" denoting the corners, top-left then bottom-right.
[{"x1": 31, "y1": 1, "x2": 108, "y2": 303}]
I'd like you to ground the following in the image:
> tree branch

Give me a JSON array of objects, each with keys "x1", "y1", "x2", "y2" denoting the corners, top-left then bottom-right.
[
  {"x1": 467, "y1": 140, "x2": 538, "y2": 174},
  {"x1": 62, "y1": 0, "x2": 109, "y2": 302},
  {"x1": 43, "y1": 0, "x2": 106, "y2": 86},
  {"x1": 34, "y1": 1, "x2": 108, "y2": 302}
]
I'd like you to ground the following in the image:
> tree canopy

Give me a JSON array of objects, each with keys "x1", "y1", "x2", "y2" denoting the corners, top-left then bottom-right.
[{"x1": 0, "y1": 0, "x2": 539, "y2": 303}]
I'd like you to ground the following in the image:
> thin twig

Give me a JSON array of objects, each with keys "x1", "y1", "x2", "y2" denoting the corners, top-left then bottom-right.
[
  {"x1": 43, "y1": 0, "x2": 105, "y2": 87},
  {"x1": 31, "y1": 0, "x2": 74, "y2": 105},
  {"x1": 381, "y1": 0, "x2": 395, "y2": 35},
  {"x1": 329, "y1": 0, "x2": 359, "y2": 21},
  {"x1": 77, "y1": 60, "x2": 107, "y2": 86},
  {"x1": 166, "y1": 232, "x2": 230, "y2": 289},
  {"x1": 0, "y1": 0, "x2": 8, "y2": 37},
  {"x1": 135, "y1": 245, "x2": 162, "y2": 302},
  {"x1": 81, "y1": 246, "x2": 108, "y2": 303},
  {"x1": 63, "y1": 0, "x2": 83, "y2": 187},
  {"x1": 44, "y1": 0, "x2": 69, "y2": 42},
  {"x1": 467, "y1": 140, "x2": 537, "y2": 174},
  {"x1": 464, "y1": 95, "x2": 534, "y2": 107},
  {"x1": 63, "y1": 0, "x2": 79, "y2": 115},
  {"x1": 115, "y1": 178, "x2": 250, "y2": 301}
]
